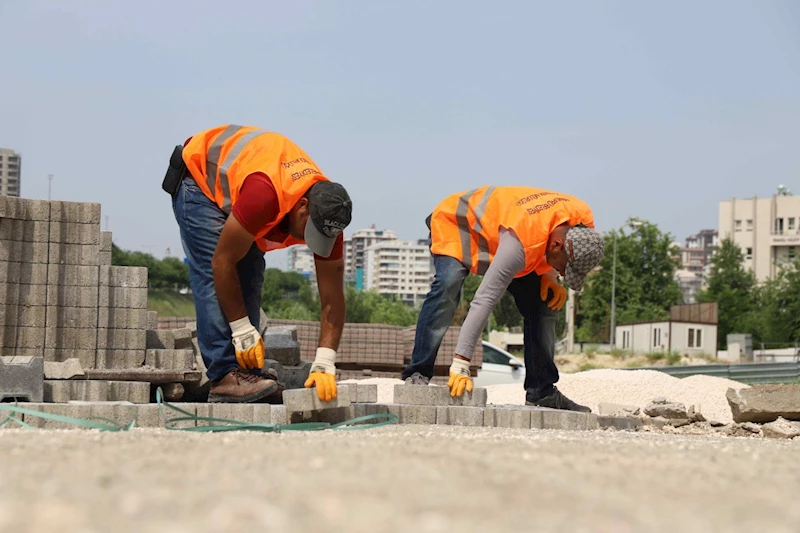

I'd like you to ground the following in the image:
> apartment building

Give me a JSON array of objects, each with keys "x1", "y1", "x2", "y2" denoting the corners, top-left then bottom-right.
[
  {"x1": 343, "y1": 226, "x2": 398, "y2": 289},
  {"x1": 363, "y1": 239, "x2": 433, "y2": 306},
  {"x1": 719, "y1": 188, "x2": 800, "y2": 281},
  {"x1": 0, "y1": 148, "x2": 22, "y2": 197},
  {"x1": 288, "y1": 245, "x2": 317, "y2": 290},
  {"x1": 675, "y1": 229, "x2": 718, "y2": 303}
]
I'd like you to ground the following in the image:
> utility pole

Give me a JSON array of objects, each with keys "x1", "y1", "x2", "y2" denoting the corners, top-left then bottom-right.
[
  {"x1": 609, "y1": 231, "x2": 617, "y2": 348},
  {"x1": 48, "y1": 174, "x2": 53, "y2": 200}
]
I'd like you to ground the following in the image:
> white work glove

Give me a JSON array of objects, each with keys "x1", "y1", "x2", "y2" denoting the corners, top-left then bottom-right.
[
  {"x1": 304, "y1": 347, "x2": 337, "y2": 401},
  {"x1": 447, "y1": 357, "x2": 473, "y2": 397},
  {"x1": 230, "y1": 317, "x2": 265, "y2": 370}
]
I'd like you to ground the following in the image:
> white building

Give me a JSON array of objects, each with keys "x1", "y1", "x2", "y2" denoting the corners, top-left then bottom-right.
[
  {"x1": 615, "y1": 320, "x2": 718, "y2": 359},
  {"x1": 0, "y1": 148, "x2": 22, "y2": 197},
  {"x1": 364, "y1": 239, "x2": 433, "y2": 306},
  {"x1": 719, "y1": 188, "x2": 800, "y2": 281},
  {"x1": 344, "y1": 226, "x2": 398, "y2": 289},
  {"x1": 674, "y1": 229, "x2": 718, "y2": 304},
  {"x1": 288, "y1": 245, "x2": 317, "y2": 288}
]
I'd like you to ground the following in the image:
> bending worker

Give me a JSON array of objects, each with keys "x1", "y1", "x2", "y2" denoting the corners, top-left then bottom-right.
[
  {"x1": 164, "y1": 125, "x2": 352, "y2": 403},
  {"x1": 401, "y1": 186, "x2": 604, "y2": 412}
]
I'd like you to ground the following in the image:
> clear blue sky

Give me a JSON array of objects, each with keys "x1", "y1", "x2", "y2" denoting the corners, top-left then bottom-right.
[{"x1": 1, "y1": 0, "x2": 798, "y2": 269}]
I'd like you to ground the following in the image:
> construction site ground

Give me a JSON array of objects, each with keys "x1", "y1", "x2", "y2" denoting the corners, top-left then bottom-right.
[{"x1": 1, "y1": 425, "x2": 798, "y2": 533}]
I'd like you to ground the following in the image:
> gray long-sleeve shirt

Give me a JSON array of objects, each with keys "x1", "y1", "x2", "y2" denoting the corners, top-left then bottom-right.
[{"x1": 455, "y1": 228, "x2": 528, "y2": 360}]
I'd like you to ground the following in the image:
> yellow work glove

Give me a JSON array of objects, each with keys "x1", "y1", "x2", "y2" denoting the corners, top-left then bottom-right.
[
  {"x1": 305, "y1": 347, "x2": 337, "y2": 402},
  {"x1": 447, "y1": 357, "x2": 473, "y2": 397},
  {"x1": 230, "y1": 317, "x2": 265, "y2": 370},
  {"x1": 540, "y1": 274, "x2": 567, "y2": 311}
]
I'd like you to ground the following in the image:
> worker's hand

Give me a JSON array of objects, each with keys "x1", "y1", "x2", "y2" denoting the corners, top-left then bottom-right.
[
  {"x1": 540, "y1": 273, "x2": 567, "y2": 311},
  {"x1": 447, "y1": 357, "x2": 473, "y2": 397},
  {"x1": 305, "y1": 347, "x2": 337, "y2": 402},
  {"x1": 230, "y1": 317, "x2": 265, "y2": 370}
]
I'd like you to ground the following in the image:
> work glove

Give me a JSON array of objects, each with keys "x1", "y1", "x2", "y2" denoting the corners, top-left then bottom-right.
[
  {"x1": 230, "y1": 317, "x2": 265, "y2": 370},
  {"x1": 540, "y1": 274, "x2": 567, "y2": 311},
  {"x1": 305, "y1": 347, "x2": 337, "y2": 402},
  {"x1": 447, "y1": 357, "x2": 473, "y2": 397}
]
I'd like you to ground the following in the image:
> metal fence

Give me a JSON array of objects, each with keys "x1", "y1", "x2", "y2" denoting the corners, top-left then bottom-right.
[{"x1": 624, "y1": 362, "x2": 800, "y2": 384}]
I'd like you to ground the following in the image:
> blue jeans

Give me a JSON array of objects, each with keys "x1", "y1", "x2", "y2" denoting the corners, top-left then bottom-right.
[
  {"x1": 172, "y1": 177, "x2": 266, "y2": 382},
  {"x1": 401, "y1": 254, "x2": 559, "y2": 401}
]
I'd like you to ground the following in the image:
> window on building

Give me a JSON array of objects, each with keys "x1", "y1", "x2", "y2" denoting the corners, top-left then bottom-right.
[
  {"x1": 653, "y1": 327, "x2": 661, "y2": 348},
  {"x1": 622, "y1": 330, "x2": 631, "y2": 350},
  {"x1": 746, "y1": 219, "x2": 753, "y2": 230},
  {"x1": 790, "y1": 247, "x2": 797, "y2": 260},
  {"x1": 735, "y1": 220, "x2": 742, "y2": 231},
  {"x1": 775, "y1": 218, "x2": 784, "y2": 234},
  {"x1": 790, "y1": 218, "x2": 797, "y2": 232},
  {"x1": 745, "y1": 247, "x2": 753, "y2": 260},
  {"x1": 688, "y1": 328, "x2": 703, "y2": 348}
]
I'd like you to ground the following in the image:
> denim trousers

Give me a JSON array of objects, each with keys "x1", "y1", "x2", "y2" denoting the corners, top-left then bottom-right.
[
  {"x1": 401, "y1": 254, "x2": 559, "y2": 401},
  {"x1": 172, "y1": 177, "x2": 266, "y2": 382}
]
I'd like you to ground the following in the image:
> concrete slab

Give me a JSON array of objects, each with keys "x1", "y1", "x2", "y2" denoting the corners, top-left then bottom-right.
[
  {"x1": 44, "y1": 358, "x2": 85, "y2": 379},
  {"x1": 283, "y1": 386, "x2": 352, "y2": 413},
  {"x1": 727, "y1": 384, "x2": 800, "y2": 423},
  {"x1": 0, "y1": 355, "x2": 44, "y2": 402},
  {"x1": 436, "y1": 406, "x2": 485, "y2": 426},
  {"x1": 394, "y1": 384, "x2": 487, "y2": 407}
]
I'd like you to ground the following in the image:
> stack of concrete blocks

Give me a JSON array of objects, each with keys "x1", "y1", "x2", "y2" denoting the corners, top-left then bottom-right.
[{"x1": 259, "y1": 312, "x2": 313, "y2": 390}]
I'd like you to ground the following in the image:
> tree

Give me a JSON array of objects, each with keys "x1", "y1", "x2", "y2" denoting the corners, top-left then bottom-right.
[
  {"x1": 112, "y1": 243, "x2": 190, "y2": 291},
  {"x1": 576, "y1": 218, "x2": 682, "y2": 342},
  {"x1": 747, "y1": 258, "x2": 800, "y2": 347}
]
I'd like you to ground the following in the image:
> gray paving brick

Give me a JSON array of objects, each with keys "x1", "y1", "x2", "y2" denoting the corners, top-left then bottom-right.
[
  {"x1": 270, "y1": 405, "x2": 288, "y2": 425},
  {"x1": 99, "y1": 307, "x2": 148, "y2": 329},
  {"x1": 436, "y1": 406, "x2": 486, "y2": 426},
  {"x1": 0, "y1": 282, "x2": 48, "y2": 306},
  {"x1": 0, "y1": 325, "x2": 45, "y2": 349},
  {"x1": 134, "y1": 404, "x2": 162, "y2": 428},
  {"x1": 196, "y1": 404, "x2": 257, "y2": 424},
  {"x1": 283, "y1": 385, "x2": 351, "y2": 413},
  {"x1": 45, "y1": 327, "x2": 98, "y2": 350},
  {"x1": 109, "y1": 381, "x2": 151, "y2": 403},
  {"x1": 393, "y1": 404, "x2": 436, "y2": 425},
  {"x1": 98, "y1": 286, "x2": 147, "y2": 309},
  {"x1": 146, "y1": 311, "x2": 158, "y2": 330},
  {"x1": 157, "y1": 403, "x2": 198, "y2": 429},
  {"x1": 47, "y1": 264, "x2": 99, "y2": 287},
  {"x1": 0, "y1": 305, "x2": 46, "y2": 327},
  {"x1": 541, "y1": 409, "x2": 593, "y2": 431},
  {"x1": 394, "y1": 384, "x2": 487, "y2": 407},
  {"x1": 49, "y1": 221, "x2": 100, "y2": 245},
  {"x1": 252, "y1": 404, "x2": 272, "y2": 424},
  {"x1": 172, "y1": 328, "x2": 193, "y2": 349},
  {"x1": 0, "y1": 218, "x2": 50, "y2": 242},
  {"x1": 352, "y1": 383, "x2": 378, "y2": 403},
  {"x1": 46, "y1": 306, "x2": 98, "y2": 329},
  {"x1": 277, "y1": 361, "x2": 312, "y2": 390},
  {"x1": 0, "y1": 241, "x2": 49, "y2": 263},
  {"x1": 46, "y1": 283, "x2": 99, "y2": 308},
  {"x1": 598, "y1": 415, "x2": 642, "y2": 431},
  {"x1": 0, "y1": 197, "x2": 51, "y2": 221},
  {"x1": 264, "y1": 335, "x2": 301, "y2": 366},
  {"x1": 0, "y1": 261, "x2": 48, "y2": 284},
  {"x1": 44, "y1": 380, "x2": 109, "y2": 402},
  {"x1": 484, "y1": 405, "x2": 534, "y2": 429},
  {"x1": 99, "y1": 250, "x2": 112, "y2": 265},
  {"x1": 43, "y1": 348, "x2": 96, "y2": 369},
  {"x1": 95, "y1": 349, "x2": 146, "y2": 369},
  {"x1": 49, "y1": 200, "x2": 101, "y2": 224},
  {"x1": 21, "y1": 404, "x2": 86, "y2": 430},
  {"x1": 146, "y1": 329, "x2": 175, "y2": 349},
  {"x1": 264, "y1": 325, "x2": 298, "y2": 342},
  {"x1": 44, "y1": 358, "x2": 85, "y2": 379},
  {"x1": 49, "y1": 243, "x2": 100, "y2": 266},
  {"x1": 99, "y1": 265, "x2": 148, "y2": 288},
  {"x1": 351, "y1": 403, "x2": 394, "y2": 426},
  {"x1": 144, "y1": 349, "x2": 194, "y2": 370},
  {"x1": 100, "y1": 231, "x2": 113, "y2": 252},
  {"x1": 0, "y1": 356, "x2": 44, "y2": 402},
  {"x1": 97, "y1": 328, "x2": 146, "y2": 350}
]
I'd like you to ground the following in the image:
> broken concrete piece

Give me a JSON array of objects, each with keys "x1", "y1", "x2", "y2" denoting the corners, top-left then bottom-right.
[
  {"x1": 668, "y1": 418, "x2": 691, "y2": 428},
  {"x1": 739, "y1": 422, "x2": 762, "y2": 434},
  {"x1": 688, "y1": 405, "x2": 706, "y2": 423},
  {"x1": 0, "y1": 356, "x2": 44, "y2": 402},
  {"x1": 761, "y1": 417, "x2": 800, "y2": 439},
  {"x1": 643, "y1": 416, "x2": 669, "y2": 429},
  {"x1": 598, "y1": 402, "x2": 641, "y2": 417},
  {"x1": 43, "y1": 358, "x2": 85, "y2": 379},
  {"x1": 726, "y1": 384, "x2": 800, "y2": 423},
  {"x1": 644, "y1": 401, "x2": 687, "y2": 419},
  {"x1": 650, "y1": 397, "x2": 667, "y2": 404},
  {"x1": 597, "y1": 415, "x2": 643, "y2": 431}
]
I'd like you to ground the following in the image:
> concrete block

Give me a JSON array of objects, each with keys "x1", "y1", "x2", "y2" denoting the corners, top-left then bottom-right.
[
  {"x1": 197, "y1": 404, "x2": 257, "y2": 424},
  {"x1": 43, "y1": 348, "x2": 96, "y2": 369},
  {"x1": 392, "y1": 404, "x2": 436, "y2": 425},
  {"x1": 484, "y1": 405, "x2": 533, "y2": 429},
  {"x1": 99, "y1": 307, "x2": 149, "y2": 330},
  {"x1": 644, "y1": 401, "x2": 687, "y2": 419},
  {"x1": 264, "y1": 335, "x2": 301, "y2": 366},
  {"x1": 44, "y1": 358, "x2": 85, "y2": 379},
  {"x1": 100, "y1": 231, "x2": 113, "y2": 252},
  {"x1": 97, "y1": 328, "x2": 146, "y2": 350},
  {"x1": 99, "y1": 286, "x2": 148, "y2": 309},
  {"x1": 157, "y1": 403, "x2": 198, "y2": 429},
  {"x1": 134, "y1": 404, "x2": 162, "y2": 428},
  {"x1": 0, "y1": 356, "x2": 44, "y2": 402},
  {"x1": 45, "y1": 327, "x2": 98, "y2": 350},
  {"x1": 146, "y1": 311, "x2": 158, "y2": 330},
  {"x1": 95, "y1": 349, "x2": 146, "y2": 369},
  {"x1": 145, "y1": 349, "x2": 195, "y2": 370},
  {"x1": 21, "y1": 404, "x2": 83, "y2": 430},
  {"x1": 172, "y1": 328, "x2": 193, "y2": 349},
  {"x1": 394, "y1": 384, "x2": 487, "y2": 407},
  {"x1": 270, "y1": 405, "x2": 288, "y2": 425},
  {"x1": 278, "y1": 361, "x2": 312, "y2": 390},
  {"x1": 727, "y1": 384, "x2": 800, "y2": 423},
  {"x1": 0, "y1": 197, "x2": 51, "y2": 221},
  {"x1": 0, "y1": 218, "x2": 50, "y2": 242},
  {"x1": 252, "y1": 404, "x2": 272, "y2": 424},
  {"x1": 355, "y1": 384, "x2": 378, "y2": 403},
  {"x1": 0, "y1": 282, "x2": 48, "y2": 306},
  {"x1": 43, "y1": 380, "x2": 72, "y2": 402},
  {"x1": 46, "y1": 283, "x2": 99, "y2": 308},
  {"x1": 0, "y1": 326, "x2": 46, "y2": 349},
  {"x1": 109, "y1": 381, "x2": 151, "y2": 403},
  {"x1": 99, "y1": 265, "x2": 148, "y2": 288},
  {"x1": 598, "y1": 415, "x2": 643, "y2": 431},
  {"x1": 283, "y1": 385, "x2": 351, "y2": 413},
  {"x1": 49, "y1": 221, "x2": 100, "y2": 245},
  {"x1": 44, "y1": 380, "x2": 109, "y2": 402},
  {"x1": 0, "y1": 261, "x2": 48, "y2": 284},
  {"x1": 436, "y1": 406, "x2": 485, "y2": 426},
  {"x1": 100, "y1": 250, "x2": 112, "y2": 265},
  {"x1": 264, "y1": 325, "x2": 298, "y2": 342},
  {"x1": 0, "y1": 241, "x2": 49, "y2": 264},
  {"x1": 46, "y1": 306, "x2": 98, "y2": 329},
  {"x1": 541, "y1": 409, "x2": 592, "y2": 431},
  {"x1": 49, "y1": 200, "x2": 101, "y2": 224},
  {"x1": 146, "y1": 329, "x2": 175, "y2": 349},
  {"x1": 0, "y1": 305, "x2": 47, "y2": 327},
  {"x1": 47, "y1": 264, "x2": 99, "y2": 287},
  {"x1": 49, "y1": 243, "x2": 100, "y2": 266}
]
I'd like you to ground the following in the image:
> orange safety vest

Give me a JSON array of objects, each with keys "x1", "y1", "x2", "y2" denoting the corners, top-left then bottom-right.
[
  {"x1": 182, "y1": 125, "x2": 329, "y2": 253},
  {"x1": 429, "y1": 186, "x2": 595, "y2": 277}
]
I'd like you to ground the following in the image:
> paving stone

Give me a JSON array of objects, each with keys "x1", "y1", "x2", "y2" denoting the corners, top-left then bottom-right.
[
  {"x1": 43, "y1": 348, "x2": 96, "y2": 369},
  {"x1": 146, "y1": 329, "x2": 175, "y2": 349},
  {"x1": 97, "y1": 328, "x2": 146, "y2": 350},
  {"x1": 0, "y1": 261, "x2": 48, "y2": 284},
  {"x1": 484, "y1": 405, "x2": 533, "y2": 429},
  {"x1": 727, "y1": 384, "x2": 800, "y2": 423},
  {"x1": 49, "y1": 200, "x2": 101, "y2": 224},
  {"x1": 0, "y1": 305, "x2": 47, "y2": 327},
  {"x1": 99, "y1": 266, "x2": 148, "y2": 288},
  {"x1": 279, "y1": 361, "x2": 313, "y2": 390},
  {"x1": 541, "y1": 409, "x2": 593, "y2": 431},
  {"x1": 99, "y1": 286, "x2": 148, "y2": 309},
  {"x1": 145, "y1": 349, "x2": 195, "y2": 370},
  {"x1": 45, "y1": 327, "x2": 98, "y2": 350},
  {"x1": 47, "y1": 264, "x2": 99, "y2": 287},
  {"x1": 44, "y1": 358, "x2": 85, "y2": 379},
  {"x1": 264, "y1": 335, "x2": 301, "y2": 366},
  {"x1": 644, "y1": 401, "x2": 687, "y2": 420},
  {"x1": 597, "y1": 415, "x2": 643, "y2": 431},
  {"x1": 252, "y1": 404, "x2": 272, "y2": 424},
  {"x1": 391, "y1": 404, "x2": 436, "y2": 425},
  {"x1": 95, "y1": 349, "x2": 146, "y2": 369},
  {"x1": 134, "y1": 404, "x2": 162, "y2": 428},
  {"x1": 268, "y1": 405, "x2": 288, "y2": 425},
  {"x1": 436, "y1": 406, "x2": 485, "y2": 426},
  {"x1": 264, "y1": 325, "x2": 298, "y2": 342},
  {"x1": 49, "y1": 221, "x2": 100, "y2": 245},
  {"x1": 0, "y1": 219, "x2": 50, "y2": 242},
  {"x1": 146, "y1": 311, "x2": 158, "y2": 330},
  {"x1": 394, "y1": 384, "x2": 487, "y2": 407},
  {"x1": 109, "y1": 381, "x2": 151, "y2": 403},
  {"x1": 0, "y1": 241, "x2": 49, "y2": 263},
  {"x1": 0, "y1": 282, "x2": 48, "y2": 306},
  {"x1": 0, "y1": 197, "x2": 51, "y2": 220},
  {"x1": 195, "y1": 404, "x2": 257, "y2": 424},
  {"x1": 46, "y1": 306, "x2": 98, "y2": 329},
  {"x1": 48, "y1": 243, "x2": 100, "y2": 266},
  {"x1": 283, "y1": 386, "x2": 351, "y2": 413},
  {"x1": 100, "y1": 231, "x2": 113, "y2": 252},
  {"x1": 157, "y1": 403, "x2": 198, "y2": 429},
  {"x1": 0, "y1": 356, "x2": 44, "y2": 402},
  {"x1": 354, "y1": 383, "x2": 377, "y2": 403},
  {"x1": 21, "y1": 403, "x2": 86, "y2": 430},
  {"x1": 172, "y1": 328, "x2": 193, "y2": 349},
  {"x1": 46, "y1": 284, "x2": 99, "y2": 308},
  {"x1": 99, "y1": 307, "x2": 149, "y2": 330},
  {"x1": 0, "y1": 326, "x2": 46, "y2": 349}
]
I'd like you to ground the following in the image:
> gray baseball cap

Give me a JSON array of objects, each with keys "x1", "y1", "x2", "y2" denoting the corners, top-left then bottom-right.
[
  {"x1": 304, "y1": 181, "x2": 353, "y2": 258},
  {"x1": 563, "y1": 225, "x2": 605, "y2": 292}
]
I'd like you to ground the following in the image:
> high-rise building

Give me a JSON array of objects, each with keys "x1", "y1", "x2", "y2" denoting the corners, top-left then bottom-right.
[
  {"x1": 364, "y1": 239, "x2": 433, "y2": 306},
  {"x1": 0, "y1": 148, "x2": 22, "y2": 197},
  {"x1": 343, "y1": 226, "x2": 398, "y2": 289},
  {"x1": 675, "y1": 229, "x2": 718, "y2": 303},
  {"x1": 288, "y1": 245, "x2": 317, "y2": 289}
]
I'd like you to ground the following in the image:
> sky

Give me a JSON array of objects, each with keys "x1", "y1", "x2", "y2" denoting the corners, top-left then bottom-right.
[{"x1": 1, "y1": 0, "x2": 798, "y2": 270}]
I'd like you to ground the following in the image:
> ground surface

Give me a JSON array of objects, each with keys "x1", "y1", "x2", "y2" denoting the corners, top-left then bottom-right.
[{"x1": 1, "y1": 425, "x2": 798, "y2": 533}]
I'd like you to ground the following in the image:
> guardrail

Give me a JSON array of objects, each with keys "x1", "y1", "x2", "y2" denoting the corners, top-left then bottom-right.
[{"x1": 623, "y1": 362, "x2": 800, "y2": 385}]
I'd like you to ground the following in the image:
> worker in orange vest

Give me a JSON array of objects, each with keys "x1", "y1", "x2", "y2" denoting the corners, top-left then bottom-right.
[
  {"x1": 401, "y1": 186, "x2": 604, "y2": 412},
  {"x1": 163, "y1": 125, "x2": 352, "y2": 403}
]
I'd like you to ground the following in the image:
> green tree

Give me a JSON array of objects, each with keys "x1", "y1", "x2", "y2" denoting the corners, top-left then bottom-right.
[
  {"x1": 747, "y1": 258, "x2": 800, "y2": 346},
  {"x1": 111, "y1": 243, "x2": 190, "y2": 290}
]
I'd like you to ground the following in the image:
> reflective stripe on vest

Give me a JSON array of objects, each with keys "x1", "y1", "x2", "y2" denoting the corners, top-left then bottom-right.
[
  {"x1": 206, "y1": 125, "x2": 269, "y2": 213},
  {"x1": 471, "y1": 186, "x2": 496, "y2": 275},
  {"x1": 454, "y1": 186, "x2": 497, "y2": 275}
]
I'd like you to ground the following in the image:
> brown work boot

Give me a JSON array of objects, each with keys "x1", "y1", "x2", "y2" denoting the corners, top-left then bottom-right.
[{"x1": 208, "y1": 368, "x2": 279, "y2": 403}]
